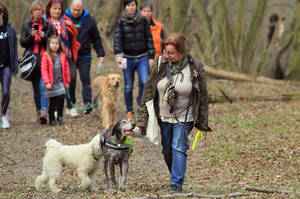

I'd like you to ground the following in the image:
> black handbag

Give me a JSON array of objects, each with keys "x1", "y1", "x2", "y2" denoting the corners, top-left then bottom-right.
[{"x1": 19, "y1": 50, "x2": 41, "y2": 81}]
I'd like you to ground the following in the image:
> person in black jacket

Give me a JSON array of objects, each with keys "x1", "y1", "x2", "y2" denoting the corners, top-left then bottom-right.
[
  {"x1": 0, "y1": 1, "x2": 18, "y2": 129},
  {"x1": 114, "y1": 0, "x2": 155, "y2": 120},
  {"x1": 20, "y1": 0, "x2": 52, "y2": 124},
  {"x1": 65, "y1": 0, "x2": 105, "y2": 115}
]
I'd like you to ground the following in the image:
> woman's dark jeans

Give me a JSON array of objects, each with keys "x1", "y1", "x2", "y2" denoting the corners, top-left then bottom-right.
[{"x1": 0, "y1": 66, "x2": 12, "y2": 116}]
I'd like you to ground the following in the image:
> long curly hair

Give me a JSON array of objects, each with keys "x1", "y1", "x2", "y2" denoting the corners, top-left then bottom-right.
[{"x1": 0, "y1": 1, "x2": 9, "y2": 24}]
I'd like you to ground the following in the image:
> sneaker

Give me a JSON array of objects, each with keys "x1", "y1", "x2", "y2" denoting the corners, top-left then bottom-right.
[
  {"x1": 169, "y1": 185, "x2": 182, "y2": 194},
  {"x1": 84, "y1": 102, "x2": 92, "y2": 114},
  {"x1": 67, "y1": 108, "x2": 79, "y2": 117},
  {"x1": 1, "y1": 115, "x2": 10, "y2": 129},
  {"x1": 39, "y1": 110, "x2": 47, "y2": 125},
  {"x1": 127, "y1": 112, "x2": 133, "y2": 120}
]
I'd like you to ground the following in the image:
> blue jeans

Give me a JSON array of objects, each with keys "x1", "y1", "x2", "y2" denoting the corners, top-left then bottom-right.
[
  {"x1": 122, "y1": 55, "x2": 149, "y2": 113},
  {"x1": 159, "y1": 121, "x2": 194, "y2": 188},
  {"x1": 32, "y1": 77, "x2": 49, "y2": 112},
  {"x1": 0, "y1": 66, "x2": 12, "y2": 115}
]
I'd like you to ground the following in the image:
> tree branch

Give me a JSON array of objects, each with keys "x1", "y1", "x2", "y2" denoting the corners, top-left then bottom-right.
[
  {"x1": 245, "y1": 185, "x2": 300, "y2": 195},
  {"x1": 132, "y1": 192, "x2": 246, "y2": 199}
]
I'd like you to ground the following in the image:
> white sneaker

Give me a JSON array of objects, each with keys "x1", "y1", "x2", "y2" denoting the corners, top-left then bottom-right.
[
  {"x1": 67, "y1": 108, "x2": 79, "y2": 117},
  {"x1": 2, "y1": 115, "x2": 10, "y2": 129}
]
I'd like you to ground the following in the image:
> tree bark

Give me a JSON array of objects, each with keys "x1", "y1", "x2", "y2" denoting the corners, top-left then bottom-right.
[
  {"x1": 286, "y1": 1, "x2": 300, "y2": 80},
  {"x1": 169, "y1": 0, "x2": 189, "y2": 32},
  {"x1": 241, "y1": 0, "x2": 267, "y2": 73}
]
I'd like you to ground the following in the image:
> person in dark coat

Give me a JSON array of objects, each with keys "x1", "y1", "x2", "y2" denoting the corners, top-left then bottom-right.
[
  {"x1": 20, "y1": 0, "x2": 52, "y2": 124},
  {"x1": 114, "y1": 0, "x2": 155, "y2": 120},
  {"x1": 65, "y1": 0, "x2": 105, "y2": 115},
  {"x1": 0, "y1": 1, "x2": 18, "y2": 129}
]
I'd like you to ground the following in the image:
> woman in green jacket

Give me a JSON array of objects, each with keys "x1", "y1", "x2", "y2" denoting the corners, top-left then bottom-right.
[{"x1": 135, "y1": 33, "x2": 211, "y2": 194}]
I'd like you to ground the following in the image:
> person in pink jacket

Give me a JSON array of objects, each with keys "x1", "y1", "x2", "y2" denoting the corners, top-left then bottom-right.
[{"x1": 41, "y1": 35, "x2": 70, "y2": 126}]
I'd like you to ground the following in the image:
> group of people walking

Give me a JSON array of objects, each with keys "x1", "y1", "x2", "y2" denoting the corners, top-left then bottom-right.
[{"x1": 1, "y1": 0, "x2": 211, "y2": 194}]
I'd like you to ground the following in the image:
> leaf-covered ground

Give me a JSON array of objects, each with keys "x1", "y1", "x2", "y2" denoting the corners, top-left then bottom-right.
[{"x1": 0, "y1": 61, "x2": 299, "y2": 199}]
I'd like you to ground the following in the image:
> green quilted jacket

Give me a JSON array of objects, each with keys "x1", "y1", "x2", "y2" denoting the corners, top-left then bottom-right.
[{"x1": 136, "y1": 54, "x2": 212, "y2": 132}]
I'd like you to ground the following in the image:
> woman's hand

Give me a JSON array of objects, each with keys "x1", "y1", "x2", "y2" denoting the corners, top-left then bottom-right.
[
  {"x1": 31, "y1": 28, "x2": 37, "y2": 37},
  {"x1": 132, "y1": 126, "x2": 142, "y2": 136},
  {"x1": 37, "y1": 30, "x2": 45, "y2": 38},
  {"x1": 148, "y1": 59, "x2": 153, "y2": 68},
  {"x1": 65, "y1": 83, "x2": 69, "y2": 88},
  {"x1": 116, "y1": 56, "x2": 122, "y2": 64},
  {"x1": 45, "y1": 83, "x2": 51, "y2": 89}
]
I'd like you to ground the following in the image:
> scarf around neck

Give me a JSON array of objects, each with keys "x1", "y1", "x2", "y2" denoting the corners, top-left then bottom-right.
[
  {"x1": 168, "y1": 56, "x2": 189, "y2": 75},
  {"x1": 121, "y1": 10, "x2": 142, "y2": 24}
]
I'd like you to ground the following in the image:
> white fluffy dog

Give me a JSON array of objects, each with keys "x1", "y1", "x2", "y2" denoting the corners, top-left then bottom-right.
[{"x1": 35, "y1": 134, "x2": 101, "y2": 193}]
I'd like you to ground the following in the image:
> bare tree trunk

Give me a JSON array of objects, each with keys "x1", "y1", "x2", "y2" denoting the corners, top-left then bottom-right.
[
  {"x1": 241, "y1": 0, "x2": 267, "y2": 73},
  {"x1": 169, "y1": 0, "x2": 189, "y2": 32},
  {"x1": 286, "y1": 1, "x2": 300, "y2": 80}
]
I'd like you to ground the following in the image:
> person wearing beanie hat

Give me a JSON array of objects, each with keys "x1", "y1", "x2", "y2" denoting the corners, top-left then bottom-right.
[{"x1": 114, "y1": 0, "x2": 155, "y2": 120}]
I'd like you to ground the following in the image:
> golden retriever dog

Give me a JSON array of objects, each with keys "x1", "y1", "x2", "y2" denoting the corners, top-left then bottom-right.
[
  {"x1": 92, "y1": 74, "x2": 121, "y2": 129},
  {"x1": 34, "y1": 135, "x2": 101, "y2": 193}
]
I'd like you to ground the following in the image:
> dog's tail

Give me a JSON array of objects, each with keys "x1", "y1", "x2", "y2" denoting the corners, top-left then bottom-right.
[{"x1": 45, "y1": 138, "x2": 62, "y2": 151}]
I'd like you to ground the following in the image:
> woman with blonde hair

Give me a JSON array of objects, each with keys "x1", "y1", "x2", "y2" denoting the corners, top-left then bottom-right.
[{"x1": 20, "y1": 0, "x2": 52, "y2": 124}]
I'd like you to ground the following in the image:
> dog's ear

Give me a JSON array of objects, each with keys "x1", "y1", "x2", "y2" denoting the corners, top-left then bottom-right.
[{"x1": 111, "y1": 122, "x2": 120, "y2": 136}]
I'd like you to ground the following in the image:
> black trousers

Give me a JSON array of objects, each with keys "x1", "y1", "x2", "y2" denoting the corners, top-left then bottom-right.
[{"x1": 49, "y1": 94, "x2": 65, "y2": 121}]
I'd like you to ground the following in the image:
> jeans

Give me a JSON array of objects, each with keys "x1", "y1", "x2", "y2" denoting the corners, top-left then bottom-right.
[
  {"x1": 32, "y1": 77, "x2": 49, "y2": 112},
  {"x1": 75, "y1": 57, "x2": 92, "y2": 104},
  {"x1": 122, "y1": 55, "x2": 149, "y2": 113},
  {"x1": 0, "y1": 66, "x2": 12, "y2": 116},
  {"x1": 159, "y1": 121, "x2": 194, "y2": 188},
  {"x1": 66, "y1": 59, "x2": 76, "y2": 109}
]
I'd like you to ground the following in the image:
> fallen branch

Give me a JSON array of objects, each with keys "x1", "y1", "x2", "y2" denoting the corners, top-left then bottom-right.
[
  {"x1": 245, "y1": 185, "x2": 300, "y2": 195},
  {"x1": 132, "y1": 192, "x2": 246, "y2": 199},
  {"x1": 204, "y1": 65, "x2": 300, "y2": 86}
]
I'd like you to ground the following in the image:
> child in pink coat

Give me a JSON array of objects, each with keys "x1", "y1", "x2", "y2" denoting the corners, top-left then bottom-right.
[{"x1": 41, "y1": 35, "x2": 70, "y2": 126}]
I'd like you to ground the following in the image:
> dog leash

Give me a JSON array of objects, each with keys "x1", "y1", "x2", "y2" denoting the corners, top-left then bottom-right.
[
  {"x1": 66, "y1": 88, "x2": 101, "y2": 111},
  {"x1": 191, "y1": 130, "x2": 204, "y2": 151}
]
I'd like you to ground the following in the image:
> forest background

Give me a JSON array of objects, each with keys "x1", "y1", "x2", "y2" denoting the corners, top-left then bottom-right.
[{"x1": 4, "y1": 0, "x2": 300, "y2": 80}]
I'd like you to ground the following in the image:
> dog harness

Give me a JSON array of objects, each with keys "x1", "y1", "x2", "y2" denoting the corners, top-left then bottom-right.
[{"x1": 100, "y1": 129, "x2": 133, "y2": 151}]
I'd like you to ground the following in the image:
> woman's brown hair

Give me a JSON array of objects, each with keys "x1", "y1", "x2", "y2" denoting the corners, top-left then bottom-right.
[
  {"x1": 46, "y1": 35, "x2": 63, "y2": 62},
  {"x1": 164, "y1": 33, "x2": 186, "y2": 55},
  {"x1": 0, "y1": 1, "x2": 9, "y2": 24}
]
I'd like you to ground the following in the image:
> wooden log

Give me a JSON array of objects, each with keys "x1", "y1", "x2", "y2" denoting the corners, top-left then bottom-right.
[
  {"x1": 132, "y1": 192, "x2": 246, "y2": 199},
  {"x1": 204, "y1": 65, "x2": 300, "y2": 86},
  {"x1": 245, "y1": 185, "x2": 300, "y2": 195}
]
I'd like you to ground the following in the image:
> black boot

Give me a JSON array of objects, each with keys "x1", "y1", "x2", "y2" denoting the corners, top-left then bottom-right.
[
  {"x1": 49, "y1": 120, "x2": 57, "y2": 126},
  {"x1": 57, "y1": 117, "x2": 65, "y2": 125}
]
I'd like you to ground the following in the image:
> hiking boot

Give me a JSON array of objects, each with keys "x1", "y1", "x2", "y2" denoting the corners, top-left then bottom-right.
[
  {"x1": 67, "y1": 108, "x2": 79, "y2": 117},
  {"x1": 84, "y1": 102, "x2": 92, "y2": 114},
  {"x1": 169, "y1": 185, "x2": 182, "y2": 194},
  {"x1": 1, "y1": 115, "x2": 10, "y2": 129},
  {"x1": 49, "y1": 120, "x2": 57, "y2": 126},
  {"x1": 39, "y1": 109, "x2": 47, "y2": 125},
  {"x1": 57, "y1": 117, "x2": 65, "y2": 125},
  {"x1": 127, "y1": 112, "x2": 133, "y2": 120}
]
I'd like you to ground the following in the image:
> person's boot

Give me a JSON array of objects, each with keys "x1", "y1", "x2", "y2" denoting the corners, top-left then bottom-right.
[
  {"x1": 84, "y1": 102, "x2": 92, "y2": 114},
  {"x1": 39, "y1": 109, "x2": 47, "y2": 124},
  {"x1": 57, "y1": 117, "x2": 65, "y2": 125}
]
